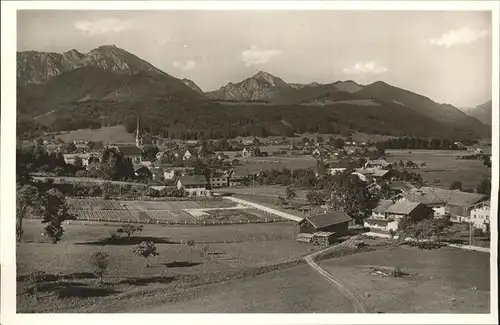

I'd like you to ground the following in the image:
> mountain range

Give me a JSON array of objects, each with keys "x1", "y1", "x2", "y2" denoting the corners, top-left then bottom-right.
[
  {"x1": 16, "y1": 45, "x2": 491, "y2": 141},
  {"x1": 460, "y1": 101, "x2": 492, "y2": 126}
]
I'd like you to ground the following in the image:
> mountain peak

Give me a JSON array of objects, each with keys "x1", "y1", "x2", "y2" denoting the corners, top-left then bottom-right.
[
  {"x1": 253, "y1": 70, "x2": 274, "y2": 78},
  {"x1": 181, "y1": 78, "x2": 204, "y2": 94}
]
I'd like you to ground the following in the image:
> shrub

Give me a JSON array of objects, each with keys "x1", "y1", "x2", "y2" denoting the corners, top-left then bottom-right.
[
  {"x1": 25, "y1": 271, "x2": 47, "y2": 301},
  {"x1": 390, "y1": 266, "x2": 405, "y2": 277},
  {"x1": 90, "y1": 252, "x2": 109, "y2": 281}
]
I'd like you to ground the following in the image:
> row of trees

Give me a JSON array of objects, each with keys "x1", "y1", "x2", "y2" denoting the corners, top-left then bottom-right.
[
  {"x1": 376, "y1": 137, "x2": 472, "y2": 150},
  {"x1": 450, "y1": 178, "x2": 491, "y2": 196}
]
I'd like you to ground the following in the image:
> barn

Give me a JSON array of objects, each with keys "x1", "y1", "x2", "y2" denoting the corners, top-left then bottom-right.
[{"x1": 298, "y1": 210, "x2": 352, "y2": 235}]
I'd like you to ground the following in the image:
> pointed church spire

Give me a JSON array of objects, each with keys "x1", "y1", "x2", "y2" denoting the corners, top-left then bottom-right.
[{"x1": 136, "y1": 116, "x2": 142, "y2": 148}]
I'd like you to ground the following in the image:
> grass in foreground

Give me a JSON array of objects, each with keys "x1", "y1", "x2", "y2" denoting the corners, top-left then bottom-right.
[{"x1": 318, "y1": 245, "x2": 490, "y2": 313}]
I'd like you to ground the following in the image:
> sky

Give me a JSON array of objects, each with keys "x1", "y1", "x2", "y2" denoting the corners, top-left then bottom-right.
[{"x1": 17, "y1": 10, "x2": 492, "y2": 107}]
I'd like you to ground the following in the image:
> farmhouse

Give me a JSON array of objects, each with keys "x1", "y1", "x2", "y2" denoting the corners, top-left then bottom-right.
[
  {"x1": 242, "y1": 147, "x2": 256, "y2": 158},
  {"x1": 63, "y1": 153, "x2": 99, "y2": 167},
  {"x1": 298, "y1": 210, "x2": 352, "y2": 235},
  {"x1": 209, "y1": 175, "x2": 229, "y2": 188},
  {"x1": 364, "y1": 159, "x2": 392, "y2": 169},
  {"x1": 365, "y1": 201, "x2": 434, "y2": 233},
  {"x1": 402, "y1": 187, "x2": 488, "y2": 221},
  {"x1": 468, "y1": 201, "x2": 490, "y2": 232},
  {"x1": 183, "y1": 149, "x2": 193, "y2": 160},
  {"x1": 177, "y1": 175, "x2": 208, "y2": 196}
]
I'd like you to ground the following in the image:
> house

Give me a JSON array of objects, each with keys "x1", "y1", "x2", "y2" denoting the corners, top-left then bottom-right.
[
  {"x1": 163, "y1": 167, "x2": 194, "y2": 180},
  {"x1": 298, "y1": 210, "x2": 352, "y2": 235},
  {"x1": 177, "y1": 175, "x2": 208, "y2": 196},
  {"x1": 468, "y1": 201, "x2": 490, "y2": 232},
  {"x1": 402, "y1": 187, "x2": 488, "y2": 221},
  {"x1": 326, "y1": 167, "x2": 346, "y2": 176},
  {"x1": 63, "y1": 153, "x2": 100, "y2": 167},
  {"x1": 365, "y1": 201, "x2": 434, "y2": 233},
  {"x1": 209, "y1": 175, "x2": 229, "y2": 188},
  {"x1": 385, "y1": 201, "x2": 434, "y2": 222},
  {"x1": 364, "y1": 159, "x2": 392, "y2": 169},
  {"x1": 183, "y1": 149, "x2": 193, "y2": 160},
  {"x1": 110, "y1": 145, "x2": 143, "y2": 164},
  {"x1": 354, "y1": 168, "x2": 392, "y2": 181},
  {"x1": 242, "y1": 147, "x2": 255, "y2": 158},
  {"x1": 134, "y1": 165, "x2": 152, "y2": 180}
]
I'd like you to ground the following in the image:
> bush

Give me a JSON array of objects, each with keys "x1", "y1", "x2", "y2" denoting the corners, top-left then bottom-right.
[
  {"x1": 25, "y1": 271, "x2": 47, "y2": 300},
  {"x1": 390, "y1": 266, "x2": 405, "y2": 277}
]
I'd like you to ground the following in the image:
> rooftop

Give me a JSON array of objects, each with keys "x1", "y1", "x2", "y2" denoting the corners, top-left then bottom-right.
[
  {"x1": 385, "y1": 201, "x2": 421, "y2": 215},
  {"x1": 404, "y1": 187, "x2": 487, "y2": 207},
  {"x1": 373, "y1": 200, "x2": 394, "y2": 213},
  {"x1": 178, "y1": 175, "x2": 208, "y2": 186},
  {"x1": 300, "y1": 210, "x2": 352, "y2": 229},
  {"x1": 114, "y1": 145, "x2": 142, "y2": 156}
]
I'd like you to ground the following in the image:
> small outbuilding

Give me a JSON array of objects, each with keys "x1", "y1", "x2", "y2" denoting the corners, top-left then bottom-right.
[{"x1": 298, "y1": 210, "x2": 352, "y2": 235}]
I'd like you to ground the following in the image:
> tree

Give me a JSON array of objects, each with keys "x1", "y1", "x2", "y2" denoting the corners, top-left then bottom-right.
[
  {"x1": 285, "y1": 187, "x2": 297, "y2": 200},
  {"x1": 333, "y1": 138, "x2": 345, "y2": 149},
  {"x1": 316, "y1": 135, "x2": 324, "y2": 143},
  {"x1": 306, "y1": 189, "x2": 325, "y2": 206},
  {"x1": 449, "y1": 181, "x2": 463, "y2": 191},
  {"x1": 142, "y1": 145, "x2": 159, "y2": 161},
  {"x1": 477, "y1": 178, "x2": 491, "y2": 196},
  {"x1": 41, "y1": 188, "x2": 73, "y2": 244},
  {"x1": 16, "y1": 184, "x2": 39, "y2": 243},
  {"x1": 420, "y1": 162, "x2": 427, "y2": 168},
  {"x1": 316, "y1": 159, "x2": 326, "y2": 176},
  {"x1": 89, "y1": 252, "x2": 109, "y2": 282},
  {"x1": 326, "y1": 173, "x2": 378, "y2": 224},
  {"x1": 116, "y1": 224, "x2": 144, "y2": 239},
  {"x1": 64, "y1": 142, "x2": 77, "y2": 153},
  {"x1": 133, "y1": 241, "x2": 159, "y2": 267}
]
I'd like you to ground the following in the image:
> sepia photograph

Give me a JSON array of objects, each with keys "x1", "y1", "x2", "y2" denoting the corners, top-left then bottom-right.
[{"x1": 1, "y1": 1, "x2": 498, "y2": 324}]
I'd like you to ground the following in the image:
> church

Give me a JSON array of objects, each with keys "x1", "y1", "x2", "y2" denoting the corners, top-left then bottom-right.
[{"x1": 106, "y1": 117, "x2": 143, "y2": 164}]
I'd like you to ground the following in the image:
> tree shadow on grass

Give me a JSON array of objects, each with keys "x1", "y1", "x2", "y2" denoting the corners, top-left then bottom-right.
[
  {"x1": 162, "y1": 261, "x2": 202, "y2": 268},
  {"x1": 17, "y1": 272, "x2": 96, "y2": 282},
  {"x1": 117, "y1": 275, "x2": 175, "y2": 286},
  {"x1": 37, "y1": 281, "x2": 119, "y2": 298},
  {"x1": 75, "y1": 236, "x2": 178, "y2": 246}
]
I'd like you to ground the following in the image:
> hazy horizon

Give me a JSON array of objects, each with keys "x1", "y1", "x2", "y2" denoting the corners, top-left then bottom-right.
[{"x1": 17, "y1": 10, "x2": 492, "y2": 107}]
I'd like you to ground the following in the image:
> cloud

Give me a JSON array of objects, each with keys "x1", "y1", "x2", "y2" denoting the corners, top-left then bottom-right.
[
  {"x1": 74, "y1": 18, "x2": 132, "y2": 36},
  {"x1": 240, "y1": 45, "x2": 282, "y2": 67},
  {"x1": 343, "y1": 61, "x2": 388, "y2": 75},
  {"x1": 428, "y1": 27, "x2": 489, "y2": 48},
  {"x1": 173, "y1": 60, "x2": 196, "y2": 71}
]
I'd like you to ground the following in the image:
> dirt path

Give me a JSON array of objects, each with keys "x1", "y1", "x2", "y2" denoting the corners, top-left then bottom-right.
[
  {"x1": 304, "y1": 246, "x2": 368, "y2": 313},
  {"x1": 223, "y1": 196, "x2": 303, "y2": 222}
]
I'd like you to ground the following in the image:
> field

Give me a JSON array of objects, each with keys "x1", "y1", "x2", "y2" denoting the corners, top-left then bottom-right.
[
  {"x1": 238, "y1": 155, "x2": 317, "y2": 172},
  {"x1": 17, "y1": 219, "x2": 321, "y2": 312},
  {"x1": 218, "y1": 185, "x2": 308, "y2": 199},
  {"x1": 385, "y1": 149, "x2": 491, "y2": 189},
  {"x1": 62, "y1": 198, "x2": 284, "y2": 224},
  {"x1": 318, "y1": 245, "x2": 490, "y2": 313},
  {"x1": 54, "y1": 125, "x2": 135, "y2": 144}
]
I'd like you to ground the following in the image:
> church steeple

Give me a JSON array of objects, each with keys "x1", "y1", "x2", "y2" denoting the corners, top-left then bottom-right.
[{"x1": 135, "y1": 116, "x2": 143, "y2": 148}]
